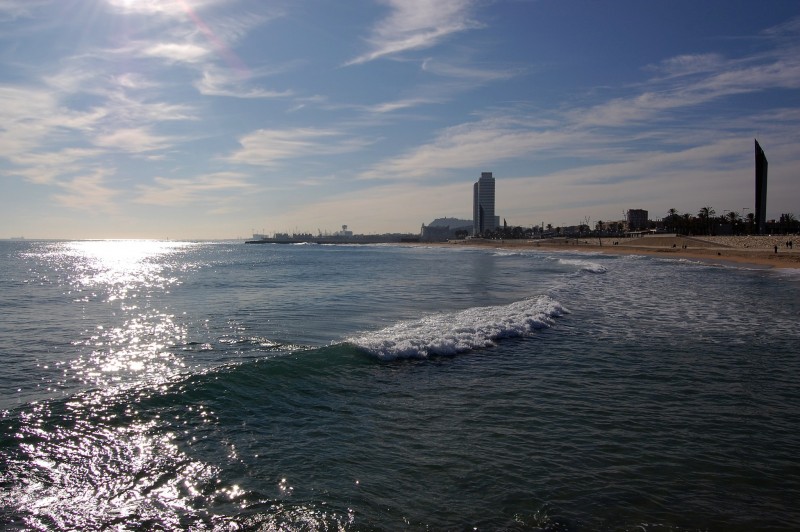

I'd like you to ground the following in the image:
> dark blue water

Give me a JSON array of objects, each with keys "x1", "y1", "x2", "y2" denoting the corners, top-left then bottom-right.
[{"x1": 1, "y1": 240, "x2": 799, "y2": 530}]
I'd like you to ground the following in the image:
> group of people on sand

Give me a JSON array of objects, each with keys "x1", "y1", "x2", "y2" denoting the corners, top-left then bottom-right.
[{"x1": 776, "y1": 241, "x2": 794, "y2": 253}]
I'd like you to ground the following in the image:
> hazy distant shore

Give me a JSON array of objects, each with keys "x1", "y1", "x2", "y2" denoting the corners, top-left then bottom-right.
[{"x1": 421, "y1": 235, "x2": 800, "y2": 269}]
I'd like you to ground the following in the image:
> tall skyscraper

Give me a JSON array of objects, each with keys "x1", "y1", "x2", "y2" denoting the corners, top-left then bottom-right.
[
  {"x1": 755, "y1": 139, "x2": 768, "y2": 235},
  {"x1": 473, "y1": 172, "x2": 496, "y2": 236}
]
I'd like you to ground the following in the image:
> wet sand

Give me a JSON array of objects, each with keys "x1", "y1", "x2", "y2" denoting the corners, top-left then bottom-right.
[{"x1": 434, "y1": 235, "x2": 800, "y2": 269}]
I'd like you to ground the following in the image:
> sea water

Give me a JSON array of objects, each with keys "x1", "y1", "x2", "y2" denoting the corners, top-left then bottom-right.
[{"x1": 1, "y1": 240, "x2": 799, "y2": 530}]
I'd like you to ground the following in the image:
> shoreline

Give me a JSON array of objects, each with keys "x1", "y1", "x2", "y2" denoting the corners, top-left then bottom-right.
[{"x1": 417, "y1": 235, "x2": 800, "y2": 270}]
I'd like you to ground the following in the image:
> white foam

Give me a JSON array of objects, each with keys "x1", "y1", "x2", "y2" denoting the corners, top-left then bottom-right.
[
  {"x1": 348, "y1": 295, "x2": 565, "y2": 360},
  {"x1": 557, "y1": 258, "x2": 607, "y2": 273}
]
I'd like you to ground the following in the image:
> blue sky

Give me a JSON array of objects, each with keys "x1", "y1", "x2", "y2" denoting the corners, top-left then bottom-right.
[{"x1": 2, "y1": 0, "x2": 799, "y2": 239}]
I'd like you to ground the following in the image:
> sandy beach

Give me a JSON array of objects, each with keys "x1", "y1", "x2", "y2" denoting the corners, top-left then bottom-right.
[{"x1": 438, "y1": 234, "x2": 800, "y2": 269}]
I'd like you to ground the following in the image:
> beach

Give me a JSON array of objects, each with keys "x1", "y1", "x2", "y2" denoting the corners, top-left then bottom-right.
[{"x1": 441, "y1": 234, "x2": 800, "y2": 269}]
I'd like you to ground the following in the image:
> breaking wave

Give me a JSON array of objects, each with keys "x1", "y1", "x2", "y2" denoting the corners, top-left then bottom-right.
[
  {"x1": 347, "y1": 295, "x2": 565, "y2": 361},
  {"x1": 557, "y1": 258, "x2": 607, "y2": 273}
]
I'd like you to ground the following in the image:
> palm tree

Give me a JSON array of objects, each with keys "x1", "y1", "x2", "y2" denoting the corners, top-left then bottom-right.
[
  {"x1": 667, "y1": 208, "x2": 679, "y2": 233},
  {"x1": 595, "y1": 220, "x2": 605, "y2": 246},
  {"x1": 698, "y1": 206, "x2": 716, "y2": 235},
  {"x1": 780, "y1": 213, "x2": 798, "y2": 234},
  {"x1": 726, "y1": 211, "x2": 740, "y2": 233}
]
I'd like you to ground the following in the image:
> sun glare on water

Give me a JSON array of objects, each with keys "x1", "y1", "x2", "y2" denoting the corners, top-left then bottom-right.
[
  {"x1": 50, "y1": 240, "x2": 196, "y2": 386},
  {"x1": 62, "y1": 239, "x2": 190, "y2": 296}
]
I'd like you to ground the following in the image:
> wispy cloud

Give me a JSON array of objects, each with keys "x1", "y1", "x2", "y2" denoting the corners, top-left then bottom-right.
[
  {"x1": 52, "y1": 168, "x2": 121, "y2": 212},
  {"x1": 10, "y1": 148, "x2": 106, "y2": 186},
  {"x1": 760, "y1": 15, "x2": 800, "y2": 40},
  {"x1": 358, "y1": 117, "x2": 581, "y2": 180},
  {"x1": 104, "y1": 91, "x2": 195, "y2": 123},
  {"x1": 91, "y1": 127, "x2": 175, "y2": 153},
  {"x1": 577, "y1": 45, "x2": 800, "y2": 128},
  {"x1": 645, "y1": 53, "x2": 726, "y2": 78},
  {"x1": 143, "y1": 42, "x2": 211, "y2": 63},
  {"x1": 346, "y1": 0, "x2": 482, "y2": 66},
  {"x1": 227, "y1": 128, "x2": 370, "y2": 166},
  {"x1": 0, "y1": 0, "x2": 49, "y2": 21},
  {"x1": 367, "y1": 97, "x2": 441, "y2": 113},
  {"x1": 195, "y1": 67, "x2": 293, "y2": 98},
  {"x1": 421, "y1": 57, "x2": 521, "y2": 81},
  {"x1": 104, "y1": 0, "x2": 219, "y2": 18},
  {"x1": 112, "y1": 73, "x2": 161, "y2": 90},
  {"x1": 0, "y1": 86, "x2": 60, "y2": 158},
  {"x1": 135, "y1": 172, "x2": 254, "y2": 205}
]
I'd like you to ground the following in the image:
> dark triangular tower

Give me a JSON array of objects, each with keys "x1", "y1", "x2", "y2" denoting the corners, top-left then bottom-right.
[{"x1": 754, "y1": 139, "x2": 768, "y2": 235}]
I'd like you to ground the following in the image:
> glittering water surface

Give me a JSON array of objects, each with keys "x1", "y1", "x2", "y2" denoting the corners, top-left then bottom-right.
[{"x1": 1, "y1": 240, "x2": 799, "y2": 530}]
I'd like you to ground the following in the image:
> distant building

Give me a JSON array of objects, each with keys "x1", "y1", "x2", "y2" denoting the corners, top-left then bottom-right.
[
  {"x1": 755, "y1": 139, "x2": 768, "y2": 235},
  {"x1": 420, "y1": 217, "x2": 473, "y2": 242},
  {"x1": 335, "y1": 225, "x2": 353, "y2": 237},
  {"x1": 626, "y1": 209, "x2": 648, "y2": 231},
  {"x1": 427, "y1": 217, "x2": 473, "y2": 230},
  {"x1": 473, "y1": 172, "x2": 496, "y2": 236}
]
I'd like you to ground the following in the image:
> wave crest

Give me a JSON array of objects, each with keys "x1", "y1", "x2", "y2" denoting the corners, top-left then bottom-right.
[
  {"x1": 348, "y1": 295, "x2": 565, "y2": 360},
  {"x1": 557, "y1": 258, "x2": 607, "y2": 273}
]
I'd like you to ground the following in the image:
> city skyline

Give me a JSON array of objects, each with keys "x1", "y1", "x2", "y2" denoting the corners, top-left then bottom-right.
[{"x1": 2, "y1": 1, "x2": 800, "y2": 239}]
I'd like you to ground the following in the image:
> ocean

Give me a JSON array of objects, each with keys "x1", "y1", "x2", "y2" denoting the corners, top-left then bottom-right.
[{"x1": 1, "y1": 240, "x2": 799, "y2": 531}]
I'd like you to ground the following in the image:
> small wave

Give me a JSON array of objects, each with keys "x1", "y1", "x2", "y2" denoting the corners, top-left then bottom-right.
[
  {"x1": 347, "y1": 295, "x2": 565, "y2": 360},
  {"x1": 770, "y1": 267, "x2": 800, "y2": 278},
  {"x1": 557, "y1": 258, "x2": 607, "y2": 273},
  {"x1": 492, "y1": 250, "x2": 525, "y2": 257}
]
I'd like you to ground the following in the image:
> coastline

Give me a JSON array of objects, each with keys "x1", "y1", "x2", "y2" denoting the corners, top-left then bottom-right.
[{"x1": 419, "y1": 235, "x2": 800, "y2": 270}]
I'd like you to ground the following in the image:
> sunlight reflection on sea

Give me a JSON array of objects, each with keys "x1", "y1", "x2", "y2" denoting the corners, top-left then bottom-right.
[{"x1": 11, "y1": 240, "x2": 204, "y2": 399}]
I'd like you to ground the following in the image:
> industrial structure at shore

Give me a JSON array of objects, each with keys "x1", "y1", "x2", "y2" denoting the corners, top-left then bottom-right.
[{"x1": 249, "y1": 140, "x2": 791, "y2": 244}]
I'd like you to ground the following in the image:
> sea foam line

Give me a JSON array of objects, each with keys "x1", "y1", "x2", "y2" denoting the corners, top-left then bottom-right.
[{"x1": 347, "y1": 295, "x2": 566, "y2": 361}]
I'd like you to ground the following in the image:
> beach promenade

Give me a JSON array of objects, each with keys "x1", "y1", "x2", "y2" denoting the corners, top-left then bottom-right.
[{"x1": 441, "y1": 235, "x2": 800, "y2": 269}]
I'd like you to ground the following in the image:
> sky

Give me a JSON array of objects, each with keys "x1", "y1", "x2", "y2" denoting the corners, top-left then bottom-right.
[{"x1": 1, "y1": 0, "x2": 800, "y2": 239}]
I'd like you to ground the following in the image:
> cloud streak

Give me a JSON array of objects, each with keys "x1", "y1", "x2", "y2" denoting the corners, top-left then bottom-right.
[
  {"x1": 52, "y1": 169, "x2": 121, "y2": 213},
  {"x1": 227, "y1": 128, "x2": 370, "y2": 167},
  {"x1": 346, "y1": 0, "x2": 482, "y2": 65},
  {"x1": 195, "y1": 67, "x2": 293, "y2": 98},
  {"x1": 135, "y1": 172, "x2": 255, "y2": 205}
]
